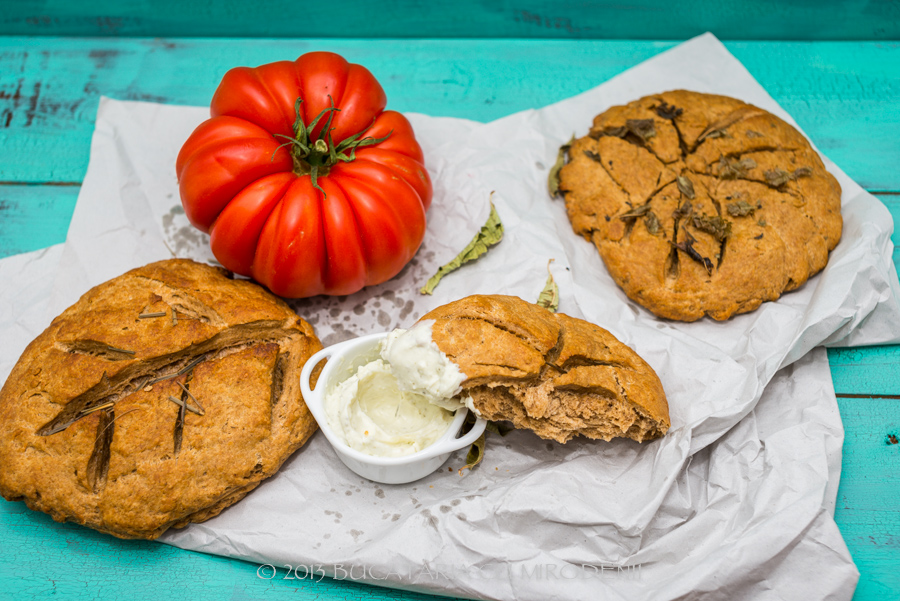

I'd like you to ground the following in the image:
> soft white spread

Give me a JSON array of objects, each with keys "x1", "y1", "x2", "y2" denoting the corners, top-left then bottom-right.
[
  {"x1": 380, "y1": 320, "x2": 468, "y2": 411},
  {"x1": 324, "y1": 320, "x2": 478, "y2": 457}
]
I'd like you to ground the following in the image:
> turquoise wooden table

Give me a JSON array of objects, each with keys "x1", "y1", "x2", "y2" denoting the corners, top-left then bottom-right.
[{"x1": 1, "y1": 15, "x2": 899, "y2": 601}]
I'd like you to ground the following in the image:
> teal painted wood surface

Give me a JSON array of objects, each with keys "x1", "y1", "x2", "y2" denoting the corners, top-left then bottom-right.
[
  {"x1": 0, "y1": 36, "x2": 898, "y2": 600},
  {"x1": 834, "y1": 397, "x2": 900, "y2": 600},
  {"x1": 2, "y1": 39, "x2": 900, "y2": 190},
  {"x1": 2, "y1": 0, "x2": 899, "y2": 40}
]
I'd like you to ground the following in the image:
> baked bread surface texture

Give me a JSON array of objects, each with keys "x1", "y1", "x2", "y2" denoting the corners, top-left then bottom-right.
[
  {"x1": 0, "y1": 259, "x2": 321, "y2": 539},
  {"x1": 421, "y1": 295, "x2": 669, "y2": 443},
  {"x1": 558, "y1": 89, "x2": 842, "y2": 321}
]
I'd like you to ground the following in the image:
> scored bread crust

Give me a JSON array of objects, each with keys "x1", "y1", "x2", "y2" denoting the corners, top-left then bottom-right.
[
  {"x1": 0, "y1": 259, "x2": 322, "y2": 539},
  {"x1": 558, "y1": 89, "x2": 842, "y2": 321},
  {"x1": 420, "y1": 295, "x2": 669, "y2": 444}
]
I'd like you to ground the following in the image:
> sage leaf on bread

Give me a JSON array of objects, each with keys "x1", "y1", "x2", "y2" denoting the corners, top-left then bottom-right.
[
  {"x1": 420, "y1": 201, "x2": 503, "y2": 295},
  {"x1": 676, "y1": 175, "x2": 696, "y2": 199},
  {"x1": 726, "y1": 200, "x2": 756, "y2": 217},
  {"x1": 655, "y1": 101, "x2": 683, "y2": 120}
]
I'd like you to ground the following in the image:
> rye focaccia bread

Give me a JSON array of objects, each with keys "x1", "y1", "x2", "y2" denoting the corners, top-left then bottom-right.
[
  {"x1": 0, "y1": 259, "x2": 321, "y2": 539},
  {"x1": 558, "y1": 89, "x2": 842, "y2": 321},
  {"x1": 420, "y1": 295, "x2": 669, "y2": 443}
]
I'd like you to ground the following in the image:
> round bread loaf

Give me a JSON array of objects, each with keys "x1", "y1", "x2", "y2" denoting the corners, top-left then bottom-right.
[
  {"x1": 420, "y1": 295, "x2": 669, "y2": 443},
  {"x1": 0, "y1": 259, "x2": 321, "y2": 539},
  {"x1": 558, "y1": 90, "x2": 842, "y2": 321}
]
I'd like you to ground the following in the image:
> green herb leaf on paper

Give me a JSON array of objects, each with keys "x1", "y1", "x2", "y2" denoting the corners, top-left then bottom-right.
[
  {"x1": 459, "y1": 420, "x2": 513, "y2": 476},
  {"x1": 536, "y1": 259, "x2": 559, "y2": 313},
  {"x1": 420, "y1": 201, "x2": 504, "y2": 295},
  {"x1": 548, "y1": 135, "x2": 575, "y2": 198},
  {"x1": 459, "y1": 431, "x2": 486, "y2": 475}
]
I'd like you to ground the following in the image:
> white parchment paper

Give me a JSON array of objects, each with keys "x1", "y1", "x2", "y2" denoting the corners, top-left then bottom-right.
[{"x1": 2, "y1": 33, "x2": 898, "y2": 600}]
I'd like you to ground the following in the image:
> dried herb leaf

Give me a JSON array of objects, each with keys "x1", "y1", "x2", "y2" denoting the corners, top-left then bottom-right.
[
  {"x1": 594, "y1": 120, "x2": 657, "y2": 144},
  {"x1": 486, "y1": 421, "x2": 513, "y2": 436},
  {"x1": 746, "y1": 130, "x2": 764, "y2": 138},
  {"x1": 421, "y1": 201, "x2": 503, "y2": 295},
  {"x1": 536, "y1": 260, "x2": 559, "y2": 313},
  {"x1": 691, "y1": 215, "x2": 732, "y2": 242},
  {"x1": 644, "y1": 211, "x2": 662, "y2": 235},
  {"x1": 765, "y1": 166, "x2": 813, "y2": 188},
  {"x1": 583, "y1": 149, "x2": 603, "y2": 163},
  {"x1": 655, "y1": 101, "x2": 683, "y2": 120},
  {"x1": 548, "y1": 136, "x2": 574, "y2": 198},
  {"x1": 138, "y1": 312, "x2": 167, "y2": 319},
  {"x1": 703, "y1": 129, "x2": 728, "y2": 140},
  {"x1": 459, "y1": 431, "x2": 486, "y2": 475},
  {"x1": 726, "y1": 200, "x2": 756, "y2": 217},
  {"x1": 626, "y1": 119, "x2": 656, "y2": 142},
  {"x1": 676, "y1": 175, "x2": 696, "y2": 199},
  {"x1": 718, "y1": 156, "x2": 758, "y2": 179},
  {"x1": 619, "y1": 204, "x2": 652, "y2": 220},
  {"x1": 764, "y1": 168, "x2": 792, "y2": 187},
  {"x1": 674, "y1": 230, "x2": 713, "y2": 275},
  {"x1": 673, "y1": 200, "x2": 693, "y2": 220},
  {"x1": 758, "y1": 219, "x2": 767, "y2": 227},
  {"x1": 596, "y1": 125, "x2": 627, "y2": 138}
]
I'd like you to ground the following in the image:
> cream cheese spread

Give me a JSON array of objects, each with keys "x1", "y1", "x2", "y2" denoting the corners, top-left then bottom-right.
[
  {"x1": 381, "y1": 320, "x2": 468, "y2": 411},
  {"x1": 324, "y1": 321, "x2": 476, "y2": 457}
]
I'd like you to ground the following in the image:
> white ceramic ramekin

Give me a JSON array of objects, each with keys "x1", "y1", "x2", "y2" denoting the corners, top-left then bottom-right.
[{"x1": 299, "y1": 332, "x2": 487, "y2": 484}]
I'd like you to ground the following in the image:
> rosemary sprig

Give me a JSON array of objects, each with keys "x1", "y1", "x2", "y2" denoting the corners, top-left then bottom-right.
[
  {"x1": 79, "y1": 402, "x2": 115, "y2": 416},
  {"x1": 167, "y1": 395, "x2": 204, "y2": 416},
  {"x1": 105, "y1": 345, "x2": 135, "y2": 356},
  {"x1": 176, "y1": 381, "x2": 205, "y2": 414}
]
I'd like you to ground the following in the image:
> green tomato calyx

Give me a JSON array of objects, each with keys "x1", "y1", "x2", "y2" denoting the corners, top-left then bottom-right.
[{"x1": 271, "y1": 97, "x2": 391, "y2": 196}]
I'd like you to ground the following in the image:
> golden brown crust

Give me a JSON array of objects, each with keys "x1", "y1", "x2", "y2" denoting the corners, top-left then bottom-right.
[
  {"x1": 0, "y1": 259, "x2": 321, "y2": 539},
  {"x1": 421, "y1": 295, "x2": 669, "y2": 444},
  {"x1": 558, "y1": 90, "x2": 842, "y2": 321}
]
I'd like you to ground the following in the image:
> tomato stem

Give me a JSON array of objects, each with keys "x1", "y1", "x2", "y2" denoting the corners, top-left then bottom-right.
[{"x1": 272, "y1": 96, "x2": 392, "y2": 196}]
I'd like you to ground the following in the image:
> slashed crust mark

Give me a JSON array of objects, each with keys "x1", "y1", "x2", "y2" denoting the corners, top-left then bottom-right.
[{"x1": 37, "y1": 320, "x2": 300, "y2": 437}]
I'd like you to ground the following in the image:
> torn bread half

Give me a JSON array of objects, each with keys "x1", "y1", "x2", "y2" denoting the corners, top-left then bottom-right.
[{"x1": 418, "y1": 295, "x2": 669, "y2": 443}]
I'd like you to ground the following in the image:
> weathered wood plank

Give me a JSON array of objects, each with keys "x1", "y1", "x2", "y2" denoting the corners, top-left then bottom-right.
[
  {"x1": 0, "y1": 499, "x2": 452, "y2": 600},
  {"x1": 0, "y1": 184, "x2": 78, "y2": 258},
  {"x1": 834, "y1": 396, "x2": 900, "y2": 598},
  {"x1": 830, "y1": 346, "x2": 900, "y2": 398},
  {"x1": 0, "y1": 39, "x2": 899, "y2": 190},
  {"x1": 1, "y1": 0, "x2": 898, "y2": 40}
]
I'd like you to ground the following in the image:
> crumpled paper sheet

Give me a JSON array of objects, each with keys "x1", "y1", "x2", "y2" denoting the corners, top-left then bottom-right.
[{"x1": 2, "y1": 32, "x2": 899, "y2": 600}]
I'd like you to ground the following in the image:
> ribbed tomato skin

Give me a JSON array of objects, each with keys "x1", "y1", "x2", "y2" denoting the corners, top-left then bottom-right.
[{"x1": 176, "y1": 51, "x2": 432, "y2": 298}]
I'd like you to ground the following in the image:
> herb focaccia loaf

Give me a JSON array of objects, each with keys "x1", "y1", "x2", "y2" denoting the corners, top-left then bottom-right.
[
  {"x1": 420, "y1": 295, "x2": 669, "y2": 443},
  {"x1": 0, "y1": 259, "x2": 321, "y2": 539},
  {"x1": 558, "y1": 90, "x2": 842, "y2": 321}
]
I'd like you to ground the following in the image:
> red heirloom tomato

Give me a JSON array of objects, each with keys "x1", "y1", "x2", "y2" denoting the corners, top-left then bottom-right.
[{"x1": 176, "y1": 52, "x2": 432, "y2": 298}]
